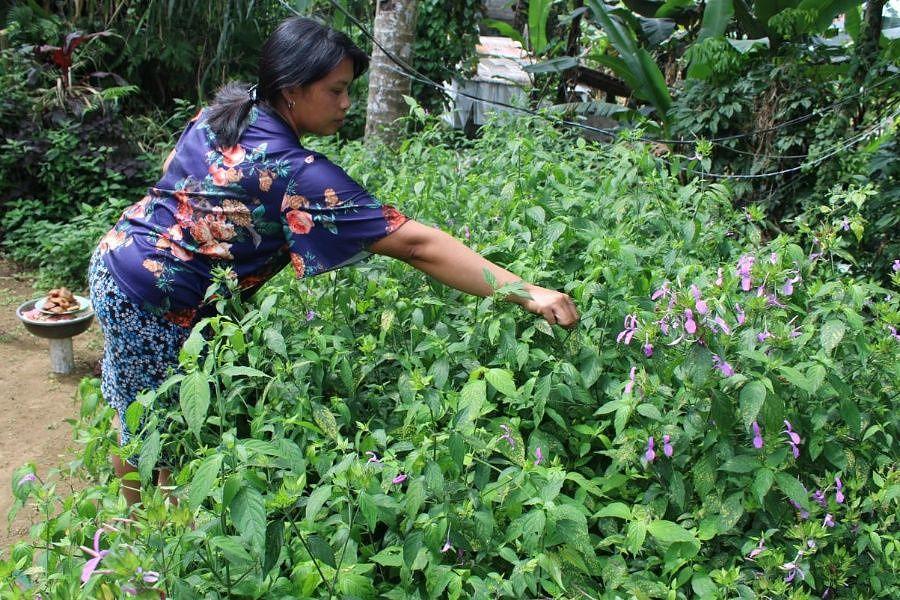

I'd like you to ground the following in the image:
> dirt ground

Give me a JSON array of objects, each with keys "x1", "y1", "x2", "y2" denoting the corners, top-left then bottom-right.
[{"x1": 0, "y1": 258, "x2": 103, "y2": 550}]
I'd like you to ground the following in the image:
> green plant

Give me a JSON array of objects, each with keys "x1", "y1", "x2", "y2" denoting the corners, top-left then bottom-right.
[{"x1": 5, "y1": 113, "x2": 898, "y2": 598}]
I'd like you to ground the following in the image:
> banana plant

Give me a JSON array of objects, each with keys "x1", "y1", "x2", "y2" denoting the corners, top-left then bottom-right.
[{"x1": 585, "y1": 0, "x2": 673, "y2": 122}]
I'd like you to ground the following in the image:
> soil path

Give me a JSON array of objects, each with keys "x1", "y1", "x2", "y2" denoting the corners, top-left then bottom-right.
[{"x1": 0, "y1": 259, "x2": 103, "y2": 550}]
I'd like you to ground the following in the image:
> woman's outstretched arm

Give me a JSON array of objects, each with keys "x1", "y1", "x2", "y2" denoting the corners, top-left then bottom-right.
[{"x1": 368, "y1": 219, "x2": 579, "y2": 327}]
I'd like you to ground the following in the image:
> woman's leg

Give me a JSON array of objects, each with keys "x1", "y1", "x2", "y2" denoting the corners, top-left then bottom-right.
[{"x1": 111, "y1": 413, "x2": 142, "y2": 506}]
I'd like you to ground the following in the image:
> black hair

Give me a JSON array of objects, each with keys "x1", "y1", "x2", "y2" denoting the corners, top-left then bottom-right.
[{"x1": 206, "y1": 17, "x2": 369, "y2": 147}]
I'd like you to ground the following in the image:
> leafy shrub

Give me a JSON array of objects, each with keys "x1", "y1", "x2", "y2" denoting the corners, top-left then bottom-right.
[{"x1": 5, "y1": 115, "x2": 899, "y2": 598}]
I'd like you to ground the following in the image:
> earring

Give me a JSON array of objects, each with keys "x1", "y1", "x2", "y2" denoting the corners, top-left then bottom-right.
[{"x1": 287, "y1": 99, "x2": 295, "y2": 111}]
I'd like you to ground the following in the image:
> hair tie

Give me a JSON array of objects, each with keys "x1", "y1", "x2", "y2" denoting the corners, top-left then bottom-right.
[{"x1": 247, "y1": 83, "x2": 259, "y2": 104}]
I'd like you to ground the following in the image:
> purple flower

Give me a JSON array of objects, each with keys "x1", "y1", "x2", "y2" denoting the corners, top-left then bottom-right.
[
  {"x1": 889, "y1": 325, "x2": 900, "y2": 341},
  {"x1": 17, "y1": 473, "x2": 36, "y2": 486},
  {"x1": 662, "y1": 434, "x2": 673, "y2": 458},
  {"x1": 391, "y1": 473, "x2": 407, "y2": 485},
  {"x1": 305, "y1": 309, "x2": 316, "y2": 321},
  {"x1": 712, "y1": 354, "x2": 735, "y2": 377},
  {"x1": 80, "y1": 529, "x2": 109, "y2": 584},
  {"x1": 748, "y1": 537, "x2": 765, "y2": 560},
  {"x1": 783, "y1": 273, "x2": 801, "y2": 296},
  {"x1": 757, "y1": 329, "x2": 772, "y2": 343},
  {"x1": 789, "y1": 499, "x2": 810, "y2": 520},
  {"x1": 823, "y1": 513, "x2": 835, "y2": 528},
  {"x1": 624, "y1": 366, "x2": 637, "y2": 395},
  {"x1": 715, "y1": 268, "x2": 724, "y2": 287},
  {"x1": 813, "y1": 489, "x2": 827, "y2": 507},
  {"x1": 441, "y1": 535, "x2": 453, "y2": 553},
  {"x1": 769, "y1": 252, "x2": 778, "y2": 265},
  {"x1": 657, "y1": 317, "x2": 669, "y2": 336},
  {"x1": 135, "y1": 567, "x2": 160, "y2": 584},
  {"x1": 651, "y1": 282, "x2": 670, "y2": 301},
  {"x1": 645, "y1": 437, "x2": 656, "y2": 463},
  {"x1": 893, "y1": 259, "x2": 900, "y2": 272},
  {"x1": 464, "y1": 225, "x2": 471, "y2": 240},
  {"x1": 365, "y1": 451, "x2": 382, "y2": 465},
  {"x1": 534, "y1": 447, "x2": 543, "y2": 466},
  {"x1": 840, "y1": 217, "x2": 850, "y2": 232},
  {"x1": 737, "y1": 255, "x2": 755, "y2": 291},
  {"x1": 616, "y1": 314, "x2": 639, "y2": 345},
  {"x1": 835, "y1": 476, "x2": 844, "y2": 504},
  {"x1": 643, "y1": 342, "x2": 653, "y2": 357},
  {"x1": 683, "y1": 309, "x2": 697, "y2": 335},
  {"x1": 734, "y1": 304, "x2": 746, "y2": 326},
  {"x1": 499, "y1": 424, "x2": 515, "y2": 448},
  {"x1": 788, "y1": 317, "x2": 802, "y2": 339},
  {"x1": 783, "y1": 420, "x2": 801, "y2": 458},
  {"x1": 751, "y1": 421, "x2": 764, "y2": 449},
  {"x1": 713, "y1": 315, "x2": 731, "y2": 335},
  {"x1": 783, "y1": 561, "x2": 805, "y2": 584}
]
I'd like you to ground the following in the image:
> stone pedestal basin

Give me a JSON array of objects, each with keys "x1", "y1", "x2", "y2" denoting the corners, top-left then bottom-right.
[{"x1": 16, "y1": 295, "x2": 94, "y2": 374}]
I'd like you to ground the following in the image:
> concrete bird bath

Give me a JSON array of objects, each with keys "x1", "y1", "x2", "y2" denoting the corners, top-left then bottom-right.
[{"x1": 16, "y1": 295, "x2": 94, "y2": 374}]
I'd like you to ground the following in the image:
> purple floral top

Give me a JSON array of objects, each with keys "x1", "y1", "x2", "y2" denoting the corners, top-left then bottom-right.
[{"x1": 98, "y1": 105, "x2": 408, "y2": 327}]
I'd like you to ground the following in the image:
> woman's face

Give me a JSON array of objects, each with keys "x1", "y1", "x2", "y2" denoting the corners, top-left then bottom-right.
[{"x1": 289, "y1": 57, "x2": 354, "y2": 136}]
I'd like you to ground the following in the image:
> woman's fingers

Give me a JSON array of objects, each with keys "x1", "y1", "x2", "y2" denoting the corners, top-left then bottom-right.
[{"x1": 525, "y1": 286, "x2": 579, "y2": 328}]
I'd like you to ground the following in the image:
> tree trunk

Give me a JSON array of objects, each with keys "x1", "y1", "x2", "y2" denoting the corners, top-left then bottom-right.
[
  {"x1": 859, "y1": 0, "x2": 885, "y2": 64},
  {"x1": 365, "y1": 0, "x2": 418, "y2": 144}
]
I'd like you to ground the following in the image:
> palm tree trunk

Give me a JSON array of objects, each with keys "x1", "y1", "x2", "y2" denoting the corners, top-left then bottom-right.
[{"x1": 365, "y1": 0, "x2": 418, "y2": 143}]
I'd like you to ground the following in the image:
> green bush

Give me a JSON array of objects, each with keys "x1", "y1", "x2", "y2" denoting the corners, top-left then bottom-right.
[{"x1": 5, "y1": 114, "x2": 898, "y2": 598}]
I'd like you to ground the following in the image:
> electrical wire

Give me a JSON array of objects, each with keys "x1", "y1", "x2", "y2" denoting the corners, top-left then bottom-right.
[{"x1": 289, "y1": 0, "x2": 899, "y2": 181}]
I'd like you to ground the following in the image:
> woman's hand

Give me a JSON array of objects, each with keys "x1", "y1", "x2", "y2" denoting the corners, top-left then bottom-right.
[
  {"x1": 369, "y1": 220, "x2": 579, "y2": 327},
  {"x1": 515, "y1": 284, "x2": 580, "y2": 328}
]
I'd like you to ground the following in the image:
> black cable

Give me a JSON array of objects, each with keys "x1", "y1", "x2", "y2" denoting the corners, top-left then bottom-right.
[{"x1": 290, "y1": 0, "x2": 899, "y2": 181}]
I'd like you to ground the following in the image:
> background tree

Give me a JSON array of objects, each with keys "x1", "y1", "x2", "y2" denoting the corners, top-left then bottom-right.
[{"x1": 365, "y1": 0, "x2": 418, "y2": 142}]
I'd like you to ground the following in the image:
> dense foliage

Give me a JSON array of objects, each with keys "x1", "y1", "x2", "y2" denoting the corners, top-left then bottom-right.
[{"x1": 5, "y1": 114, "x2": 898, "y2": 598}]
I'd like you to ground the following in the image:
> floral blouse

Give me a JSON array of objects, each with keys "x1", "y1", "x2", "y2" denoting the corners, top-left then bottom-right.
[{"x1": 98, "y1": 105, "x2": 408, "y2": 327}]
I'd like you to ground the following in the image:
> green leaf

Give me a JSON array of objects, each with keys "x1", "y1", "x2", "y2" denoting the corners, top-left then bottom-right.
[
  {"x1": 625, "y1": 521, "x2": 647, "y2": 554},
  {"x1": 648, "y1": 520, "x2": 696, "y2": 543},
  {"x1": 305, "y1": 484, "x2": 332, "y2": 523},
  {"x1": 485, "y1": 368, "x2": 518, "y2": 397},
  {"x1": 312, "y1": 403, "x2": 339, "y2": 441},
  {"x1": 775, "y1": 472, "x2": 811, "y2": 511},
  {"x1": 739, "y1": 380, "x2": 766, "y2": 429},
  {"x1": 596, "y1": 502, "x2": 632, "y2": 520},
  {"x1": 211, "y1": 535, "x2": 253, "y2": 564},
  {"x1": 752, "y1": 468, "x2": 774, "y2": 504},
  {"x1": 264, "y1": 327, "x2": 287, "y2": 357},
  {"x1": 820, "y1": 319, "x2": 845, "y2": 354},
  {"x1": 179, "y1": 370, "x2": 210, "y2": 438},
  {"x1": 719, "y1": 455, "x2": 760, "y2": 473},
  {"x1": 636, "y1": 403, "x2": 662, "y2": 420},
  {"x1": 190, "y1": 454, "x2": 223, "y2": 511},
  {"x1": 306, "y1": 533, "x2": 336, "y2": 568},
  {"x1": 840, "y1": 397, "x2": 861, "y2": 437},
  {"x1": 138, "y1": 429, "x2": 161, "y2": 485},
  {"x1": 370, "y1": 545, "x2": 403, "y2": 567},
  {"x1": 230, "y1": 486, "x2": 266, "y2": 551},
  {"x1": 264, "y1": 520, "x2": 283, "y2": 573},
  {"x1": 779, "y1": 365, "x2": 815, "y2": 394},
  {"x1": 696, "y1": 0, "x2": 734, "y2": 42},
  {"x1": 220, "y1": 366, "x2": 270, "y2": 378},
  {"x1": 403, "y1": 530, "x2": 424, "y2": 571}
]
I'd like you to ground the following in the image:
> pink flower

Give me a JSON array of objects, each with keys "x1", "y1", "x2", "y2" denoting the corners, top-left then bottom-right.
[
  {"x1": 737, "y1": 255, "x2": 755, "y2": 291},
  {"x1": 643, "y1": 342, "x2": 653, "y2": 357},
  {"x1": 616, "y1": 314, "x2": 639, "y2": 345},
  {"x1": 813, "y1": 489, "x2": 827, "y2": 507},
  {"x1": 365, "y1": 451, "x2": 381, "y2": 465},
  {"x1": 651, "y1": 282, "x2": 670, "y2": 301},
  {"x1": 17, "y1": 473, "x2": 36, "y2": 486},
  {"x1": 823, "y1": 513, "x2": 835, "y2": 528},
  {"x1": 893, "y1": 259, "x2": 900, "y2": 272},
  {"x1": 534, "y1": 447, "x2": 543, "y2": 466},
  {"x1": 752, "y1": 421, "x2": 764, "y2": 449},
  {"x1": 835, "y1": 476, "x2": 844, "y2": 504},
  {"x1": 662, "y1": 435, "x2": 673, "y2": 458},
  {"x1": 683, "y1": 309, "x2": 697, "y2": 335},
  {"x1": 747, "y1": 537, "x2": 765, "y2": 560},
  {"x1": 769, "y1": 252, "x2": 778, "y2": 265},
  {"x1": 734, "y1": 304, "x2": 746, "y2": 326},
  {"x1": 783, "y1": 420, "x2": 801, "y2": 458},
  {"x1": 80, "y1": 529, "x2": 109, "y2": 584},
  {"x1": 391, "y1": 473, "x2": 407, "y2": 485},
  {"x1": 783, "y1": 273, "x2": 801, "y2": 296},
  {"x1": 715, "y1": 268, "x2": 723, "y2": 287},
  {"x1": 645, "y1": 437, "x2": 656, "y2": 463},
  {"x1": 624, "y1": 366, "x2": 637, "y2": 395},
  {"x1": 757, "y1": 329, "x2": 772, "y2": 343},
  {"x1": 712, "y1": 354, "x2": 735, "y2": 377},
  {"x1": 499, "y1": 424, "x2": 515, "y2": 448},
  {"x1": 713, "y1": 315, "x2": 731, "y2": 335},
  {"x1": 441, "y1": 537, "x2": 453, "y2": 553}
]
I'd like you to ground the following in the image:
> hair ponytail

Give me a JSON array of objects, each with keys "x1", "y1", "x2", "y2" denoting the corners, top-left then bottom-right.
[
  {"x1": 206, "y1": 17, "x2": 368, "y2": 147},
  {"x1": 206, "y1": 81, "x2": 257, "y2": 148}
]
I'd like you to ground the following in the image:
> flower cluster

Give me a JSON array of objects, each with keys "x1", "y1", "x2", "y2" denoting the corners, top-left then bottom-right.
[{"x1": 644, "y1": 434, "x2": 674, "y2": 463}]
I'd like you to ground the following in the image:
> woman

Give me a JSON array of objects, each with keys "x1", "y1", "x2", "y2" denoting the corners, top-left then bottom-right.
[{"x1": 89, "y1": 17, "x2": 578, "y2": 505}]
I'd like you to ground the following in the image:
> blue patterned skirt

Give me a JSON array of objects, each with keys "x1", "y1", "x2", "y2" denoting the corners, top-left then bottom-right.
[{"x1": 88, "y1": 251, "x2": 191, "y2": 466}]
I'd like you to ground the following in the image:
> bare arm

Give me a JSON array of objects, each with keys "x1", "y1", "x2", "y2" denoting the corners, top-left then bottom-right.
[{"x1": 368, "y1": 220, "x2": 579, "y2": 327}]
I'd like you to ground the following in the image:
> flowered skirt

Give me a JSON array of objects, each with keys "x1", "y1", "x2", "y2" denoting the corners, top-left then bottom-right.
[{"x1": 88, "y1": 251, "x2": 191, "y2": 466}]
